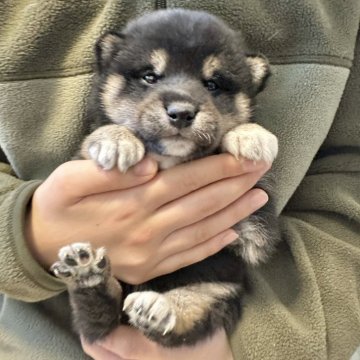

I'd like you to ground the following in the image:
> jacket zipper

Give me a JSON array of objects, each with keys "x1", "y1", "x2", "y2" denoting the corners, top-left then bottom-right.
[{"x1": 155, "y1": 0, "x2": 167, "y2": 9}]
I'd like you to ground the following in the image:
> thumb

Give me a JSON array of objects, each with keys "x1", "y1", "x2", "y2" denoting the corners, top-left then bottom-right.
[{"x1": 52, "y1": 157, "x2": 158, "y2": 203}]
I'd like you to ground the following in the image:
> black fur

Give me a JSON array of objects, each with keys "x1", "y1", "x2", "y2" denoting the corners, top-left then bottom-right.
[
  {"x1": 55, "y1": 9, "x2": 280, "y2": 348},
  {"x1": 71, "y1": 284, "x2": 122, "y2": 343}
]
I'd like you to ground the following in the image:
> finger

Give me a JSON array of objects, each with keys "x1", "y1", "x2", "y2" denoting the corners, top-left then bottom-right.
[
  {"x1": 81, "y1": 336, "x2": 124, "y2": 360},
  {"x1": 137, "y1": 154, "x2": 269, "y2": 209},
  {"x1": 98, "y1": 326, "x2": 159, "y2": 359},
  {"x1": 152, "y1": 169, "x2": 267, "y2": 234},
  {"x1": 99, "y1": 326, "x2": 232, "y2": 360},
  {"x1": 160, "y1": 188, "x2": 268, "y2": 257},
  {"x1": 153, "y1": 229, "x2": 239, "y2": 279},
  {"x1": 50, "y1": 157, "x2": 158, "y2": 203}
]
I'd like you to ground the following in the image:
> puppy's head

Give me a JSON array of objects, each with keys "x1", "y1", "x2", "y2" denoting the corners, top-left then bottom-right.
[{"x1": 95, "y1": 9, "x2": 269, "y2": 160}]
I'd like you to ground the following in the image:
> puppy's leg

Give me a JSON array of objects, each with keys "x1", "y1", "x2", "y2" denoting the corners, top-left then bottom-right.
[
  {"x1": 222, "y1": 124, "x2": 280, "y2": 264},
  {"x1": 221, "y1": 122, "x2": 278, "y2": 164},
  {"x1": 80, "y1": 124, "x2": 145, "y2": 172},
  {"x1": 51, "y1": 243, "x2": 122, "y2": 343},
  {"x1": 231, "y1": 201, "x2": 280, "y2": 265},
  {"x1": 229, "y1": 173, "x2": 280, "y2": 265},
  {"x1": 123, "y1": 282, "x2": 243, "y2": 347}
]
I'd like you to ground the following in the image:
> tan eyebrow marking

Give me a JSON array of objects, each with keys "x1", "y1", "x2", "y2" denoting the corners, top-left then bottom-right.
[
  {"x1": 202, "y1": 55, "x2": 221, "y2": 78},
  {"x1": 150, "y1": 49, "x2": 168, "y2": 74}
]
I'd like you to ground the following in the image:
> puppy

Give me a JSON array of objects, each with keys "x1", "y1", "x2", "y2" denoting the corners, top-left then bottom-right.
[{"x1": 51, "y1": 9, "x2": 279, "y2": 347}]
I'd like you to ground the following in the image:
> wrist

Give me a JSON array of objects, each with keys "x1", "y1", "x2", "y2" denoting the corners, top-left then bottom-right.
[
  {"x1": 4, "y1": 180, "x2": 66, "y2": 299},
  {"x1": 25, "y1": 196, "x2": 56, "y2": 271}
]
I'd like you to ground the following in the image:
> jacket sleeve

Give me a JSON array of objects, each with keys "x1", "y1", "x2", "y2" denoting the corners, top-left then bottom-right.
[{"x1": 0, "y1": 162, "x2": 65, "y2": 302}]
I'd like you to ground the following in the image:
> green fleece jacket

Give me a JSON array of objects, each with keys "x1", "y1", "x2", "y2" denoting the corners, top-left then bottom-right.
[{"x1": 0, "y1": 1, "x2": 359, "y2": 359}]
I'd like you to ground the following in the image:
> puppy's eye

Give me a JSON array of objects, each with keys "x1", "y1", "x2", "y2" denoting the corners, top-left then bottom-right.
[
  {"x1": 204, "y1": 80, "x2": 219, "y2": 92},
  {"x1": 142, "y1": 72, "x2": 160, "y2": 84}
]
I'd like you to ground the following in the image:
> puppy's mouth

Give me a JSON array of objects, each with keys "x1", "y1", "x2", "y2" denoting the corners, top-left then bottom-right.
[
  {"x1": 164, "y1": 134, "x2": 182, "y2": 139},
  {"x1": 144, "y1": 135, "x2": 197, "y2": 158},
  {"x1": 138, "y1": 106, "x2": 218, "y2": 158}
]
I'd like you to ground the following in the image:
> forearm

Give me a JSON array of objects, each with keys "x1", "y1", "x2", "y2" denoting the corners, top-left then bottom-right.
[{"x1": 0, "y1": 167, "x2": 65, "y2": 302}]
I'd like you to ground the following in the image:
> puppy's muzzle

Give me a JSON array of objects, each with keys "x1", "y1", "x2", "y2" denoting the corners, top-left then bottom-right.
[{"x1": 166, "y1": 102, "x2": 198, "y2": 129}]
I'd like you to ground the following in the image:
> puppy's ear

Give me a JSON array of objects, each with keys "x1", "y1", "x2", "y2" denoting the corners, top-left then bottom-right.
[
  {"x1": 95, "y1": 32, "x2": 126, "y2": 72},
  {"x1": 245, "y1": 54, "x2": 270, "y2": 93}
]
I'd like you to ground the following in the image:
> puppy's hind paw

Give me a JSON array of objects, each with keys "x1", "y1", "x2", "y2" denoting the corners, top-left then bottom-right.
[
  {"x1": 50, "y1": 242, "x2": 109, "y2": 288},
  {"x1": 123, "y1": 291, "x2": 176, "y2": 336}
]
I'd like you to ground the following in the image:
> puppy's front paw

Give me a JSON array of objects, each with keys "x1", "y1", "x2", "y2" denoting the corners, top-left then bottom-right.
[
  {"x1": 82, "y1": 125, "x2": 145, "y2": 172},
  {"x1": 50, "y1": 242, "x2": 109, "y2": 288},
  {"x1": 88, "y1": 137, "x2": 145, "y2": 172},
  {"x1": 123, "y1": 291, "x2": 176, "y2": 336},
  {"x1": 222, "y1": 123, "x2": 278, "y2": 163}
]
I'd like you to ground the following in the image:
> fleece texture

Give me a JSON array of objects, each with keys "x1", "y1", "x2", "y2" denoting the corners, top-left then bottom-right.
[{"x1": 0, "y1": 1, "x2": 359, "y2": 359}]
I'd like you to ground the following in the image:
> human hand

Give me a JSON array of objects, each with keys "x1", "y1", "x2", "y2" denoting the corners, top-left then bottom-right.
[
  {"x1": 26, "y1": 154, "x2": 269, "y2": 284},
  {"x1": 81, "y1": 325, "x2": 234, "y2": 360}
]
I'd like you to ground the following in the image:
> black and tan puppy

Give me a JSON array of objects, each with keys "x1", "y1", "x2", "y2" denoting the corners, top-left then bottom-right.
[{"x1": 51, "y1": 9, "x2": 279, "y2": 347}]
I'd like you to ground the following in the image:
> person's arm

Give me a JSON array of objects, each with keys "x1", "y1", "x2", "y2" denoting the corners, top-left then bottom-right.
[
  {"x1": 0, "y1": 153, "x2": 269, "y2": 303},
  {"x1": 0, "y1": 161, "x2": 65, "y2": 301},
  {"x1": 82, "y1": 327, "x2": 234, "y2": 360},
  {"x1": 25, "y1": 154, "x2": 268, "y2": 287},
  {"x1": 20, "y1": 154, "x2": 267, "y2": 360}
]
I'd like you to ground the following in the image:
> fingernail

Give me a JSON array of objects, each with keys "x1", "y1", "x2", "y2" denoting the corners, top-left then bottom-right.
[
  {"x1": 242, "y1": 159, "x2": 269, "y2": 172},
  {"x1": 133, "y1": 158, "x2": 157, "y2": 176},
  {"x1": 251, "y1": 189, "x2": 269, "y2": 208}
]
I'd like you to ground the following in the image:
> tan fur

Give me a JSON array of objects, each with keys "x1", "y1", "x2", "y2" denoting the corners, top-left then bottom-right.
[
  {"x1": 150, "y1": 49, "x2": 168, "y2": 74},
  {"x1": 101, "y1": 74, "x2": 125, "y2": 110},
  {"x1": 148, "y1": 153, "x2": 184, "y2": 169},
  {"x1": 235, "y1": 93, "x2": 252, "y2": 122},
  {"x1": 123, "y1": 283, "x2": 240, "y2": 337},
  {"x1": 99, "y1": 34, "x2": 122, "y2": 61},
  {"x1": 230, "y1": 219, "x2": 270, "y2": 265},
  {"x1": 101, "y1": 74, "x2": 140, "y2": 127},
  {"x1": 245, "y1": 56, "x2": 269, "y2": 85},
  {"x1": 202, "y1": 55, "x2": 221, "y2": 78},
  {"x1": 164, "y1": 282, "x2": 239, "y2": 335},
  {"x1": 180, "y1": 101, "x2": 220, "y2": 147},
  {"x1": 138, "y1": 95, "x2": 174, "y2": 133}
]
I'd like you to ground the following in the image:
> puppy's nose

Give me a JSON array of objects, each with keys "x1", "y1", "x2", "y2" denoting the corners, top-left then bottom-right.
[{"x1": 166, "y1": 102, "x2": 197, "y2": 128}]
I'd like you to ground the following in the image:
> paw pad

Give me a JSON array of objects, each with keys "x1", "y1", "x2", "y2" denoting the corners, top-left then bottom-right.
[{"x1": 51, "y1": 242, "x2": 109, "y2": 287}]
